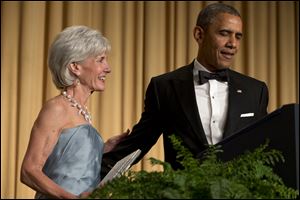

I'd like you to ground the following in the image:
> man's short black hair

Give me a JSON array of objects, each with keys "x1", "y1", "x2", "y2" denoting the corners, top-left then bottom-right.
[{"x1": 196, "y1": 3, "x2": 241, "y2": 30}]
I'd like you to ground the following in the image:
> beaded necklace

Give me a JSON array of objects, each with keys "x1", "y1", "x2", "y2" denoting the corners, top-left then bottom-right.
[{"x1": 62, "y1": 91, "x2": 92, "y2": 124}]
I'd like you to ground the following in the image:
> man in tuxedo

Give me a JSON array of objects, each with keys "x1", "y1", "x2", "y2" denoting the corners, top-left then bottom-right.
[{"x1": 101, "y1": 2, "x2": 269, "y2": 176}]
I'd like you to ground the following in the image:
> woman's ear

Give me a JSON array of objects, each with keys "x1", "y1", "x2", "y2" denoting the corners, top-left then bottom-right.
[{"x1": 68, "y1": 62, "x2": 81, "y2": 76}]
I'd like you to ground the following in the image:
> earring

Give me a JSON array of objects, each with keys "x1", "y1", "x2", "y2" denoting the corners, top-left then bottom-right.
[{"x1": 75, "y1": 79, "x2": 80, "y2": 86}]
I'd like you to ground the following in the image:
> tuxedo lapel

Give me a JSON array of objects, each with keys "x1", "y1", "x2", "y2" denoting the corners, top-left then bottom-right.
[
  {"x1": 223, "y1": 70, "x2": 245, "y2": 138},
  {"x1": 171, "y1": 66, "x2": 208, "y2": 144}
]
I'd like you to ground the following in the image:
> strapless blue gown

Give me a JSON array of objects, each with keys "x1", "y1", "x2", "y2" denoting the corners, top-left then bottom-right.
[{"x1": 35, "y1": 124, "x2": 104, "y2": 198}]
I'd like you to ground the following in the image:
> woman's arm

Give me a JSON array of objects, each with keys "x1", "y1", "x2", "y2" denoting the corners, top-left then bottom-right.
[{"x1": 20, "y1": 99, "x2": 78, "y2": 199}]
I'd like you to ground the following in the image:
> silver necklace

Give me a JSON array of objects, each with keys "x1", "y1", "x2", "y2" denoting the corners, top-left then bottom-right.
[{"x1": 62, "y1": 91, "x2": 92, "y2": 124}]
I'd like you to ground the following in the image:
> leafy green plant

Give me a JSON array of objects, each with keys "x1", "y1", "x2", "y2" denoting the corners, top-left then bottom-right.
[{"x1": 89, "y1": 135, "x2": 299, "y2": 199}]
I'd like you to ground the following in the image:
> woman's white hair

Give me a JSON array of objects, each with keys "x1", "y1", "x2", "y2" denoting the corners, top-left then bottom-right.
[{"x1": 48, "y1": 25, "x2": 111, "y2": 89}]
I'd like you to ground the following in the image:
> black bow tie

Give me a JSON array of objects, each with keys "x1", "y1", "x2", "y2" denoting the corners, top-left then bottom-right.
[{"x1": 198, "y1": 69, "x2": 229, "y2": 85}]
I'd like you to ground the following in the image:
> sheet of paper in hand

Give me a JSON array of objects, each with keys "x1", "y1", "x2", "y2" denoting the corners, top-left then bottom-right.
[{"x1": 99, "y1": 149, "x2": 142, "y2": 185}]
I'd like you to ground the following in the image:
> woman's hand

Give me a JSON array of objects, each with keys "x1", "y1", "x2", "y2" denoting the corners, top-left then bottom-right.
[
  {"x1": 103, "y1": 129, "x2": 130, "y2": 153},
  {"x1": 79, "y1": 191, "x2": 92, "y2": 198}
]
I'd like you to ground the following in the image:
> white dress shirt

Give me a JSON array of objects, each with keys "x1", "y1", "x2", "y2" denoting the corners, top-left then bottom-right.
[{"x1": 193, "y1": 59, "x2": 229, "y2": 145}]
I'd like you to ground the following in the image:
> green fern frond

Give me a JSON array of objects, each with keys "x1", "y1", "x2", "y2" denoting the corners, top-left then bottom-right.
[{"x1": 89, "y1": 135, "x2": 299, "y2": 199}]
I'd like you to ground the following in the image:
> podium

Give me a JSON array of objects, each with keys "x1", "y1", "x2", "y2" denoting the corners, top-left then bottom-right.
[{"x1": 217, "y1": 104, "x2": 299, "y2": 190}]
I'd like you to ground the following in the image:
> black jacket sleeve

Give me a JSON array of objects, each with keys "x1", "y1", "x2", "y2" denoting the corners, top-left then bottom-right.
[{"x1": 100, "y1": 78, "x2": 164, "y2": 178}]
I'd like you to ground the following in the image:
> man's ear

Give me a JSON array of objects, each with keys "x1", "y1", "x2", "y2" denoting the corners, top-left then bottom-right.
[
  {"x1": 193, "y1": 26, "x2": 204, "y2": 43},
  {"x1": 68, "y1": 62, "x2": 81, "y2": 76}
]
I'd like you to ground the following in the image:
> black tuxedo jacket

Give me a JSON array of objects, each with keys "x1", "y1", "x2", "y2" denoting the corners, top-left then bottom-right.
[{"x1": 101, "y1": 62, "x2": 269, "y2": 177}]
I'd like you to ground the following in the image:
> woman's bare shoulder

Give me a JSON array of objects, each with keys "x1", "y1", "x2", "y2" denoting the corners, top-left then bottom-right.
[
  {"x1": 39, "y1": 96, "x2": 64, "y2": 115},
  {"x1": 35, "y1": 95, "x2": 68, "y2": 128}
]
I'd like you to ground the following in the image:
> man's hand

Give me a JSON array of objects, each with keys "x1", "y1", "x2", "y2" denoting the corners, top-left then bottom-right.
[{"x1": 103, "y1": 129, "x2": 130, "y2": 153}]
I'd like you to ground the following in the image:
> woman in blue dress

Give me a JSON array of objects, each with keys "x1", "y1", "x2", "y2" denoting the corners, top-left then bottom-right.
[{"x1": 20, "y1": 25, "x2": 128, "y2": 199}]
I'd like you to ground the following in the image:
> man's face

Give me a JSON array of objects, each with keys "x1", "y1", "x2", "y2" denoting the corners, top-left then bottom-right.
[{"x1": 196, "y1": 13, "x2": 243, "y2": 71}]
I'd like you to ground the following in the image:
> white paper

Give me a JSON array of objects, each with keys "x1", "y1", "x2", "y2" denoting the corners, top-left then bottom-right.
[{"x1": 99, "y1": 149, "x2": 141, "y2": 185}]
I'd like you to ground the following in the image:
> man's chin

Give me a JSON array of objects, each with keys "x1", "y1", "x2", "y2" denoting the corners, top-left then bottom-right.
[
  {"x1": 219, "y1": 61, "x2": 233, "y2": 69},
  {"x1": 216, "y1": 65, "x2": 230, "y2": 70}
]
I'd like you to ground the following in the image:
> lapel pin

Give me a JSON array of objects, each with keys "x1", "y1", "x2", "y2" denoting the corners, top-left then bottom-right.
[{"x1": 237, "y1": 89, "x2": 242, "y2": 93}]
